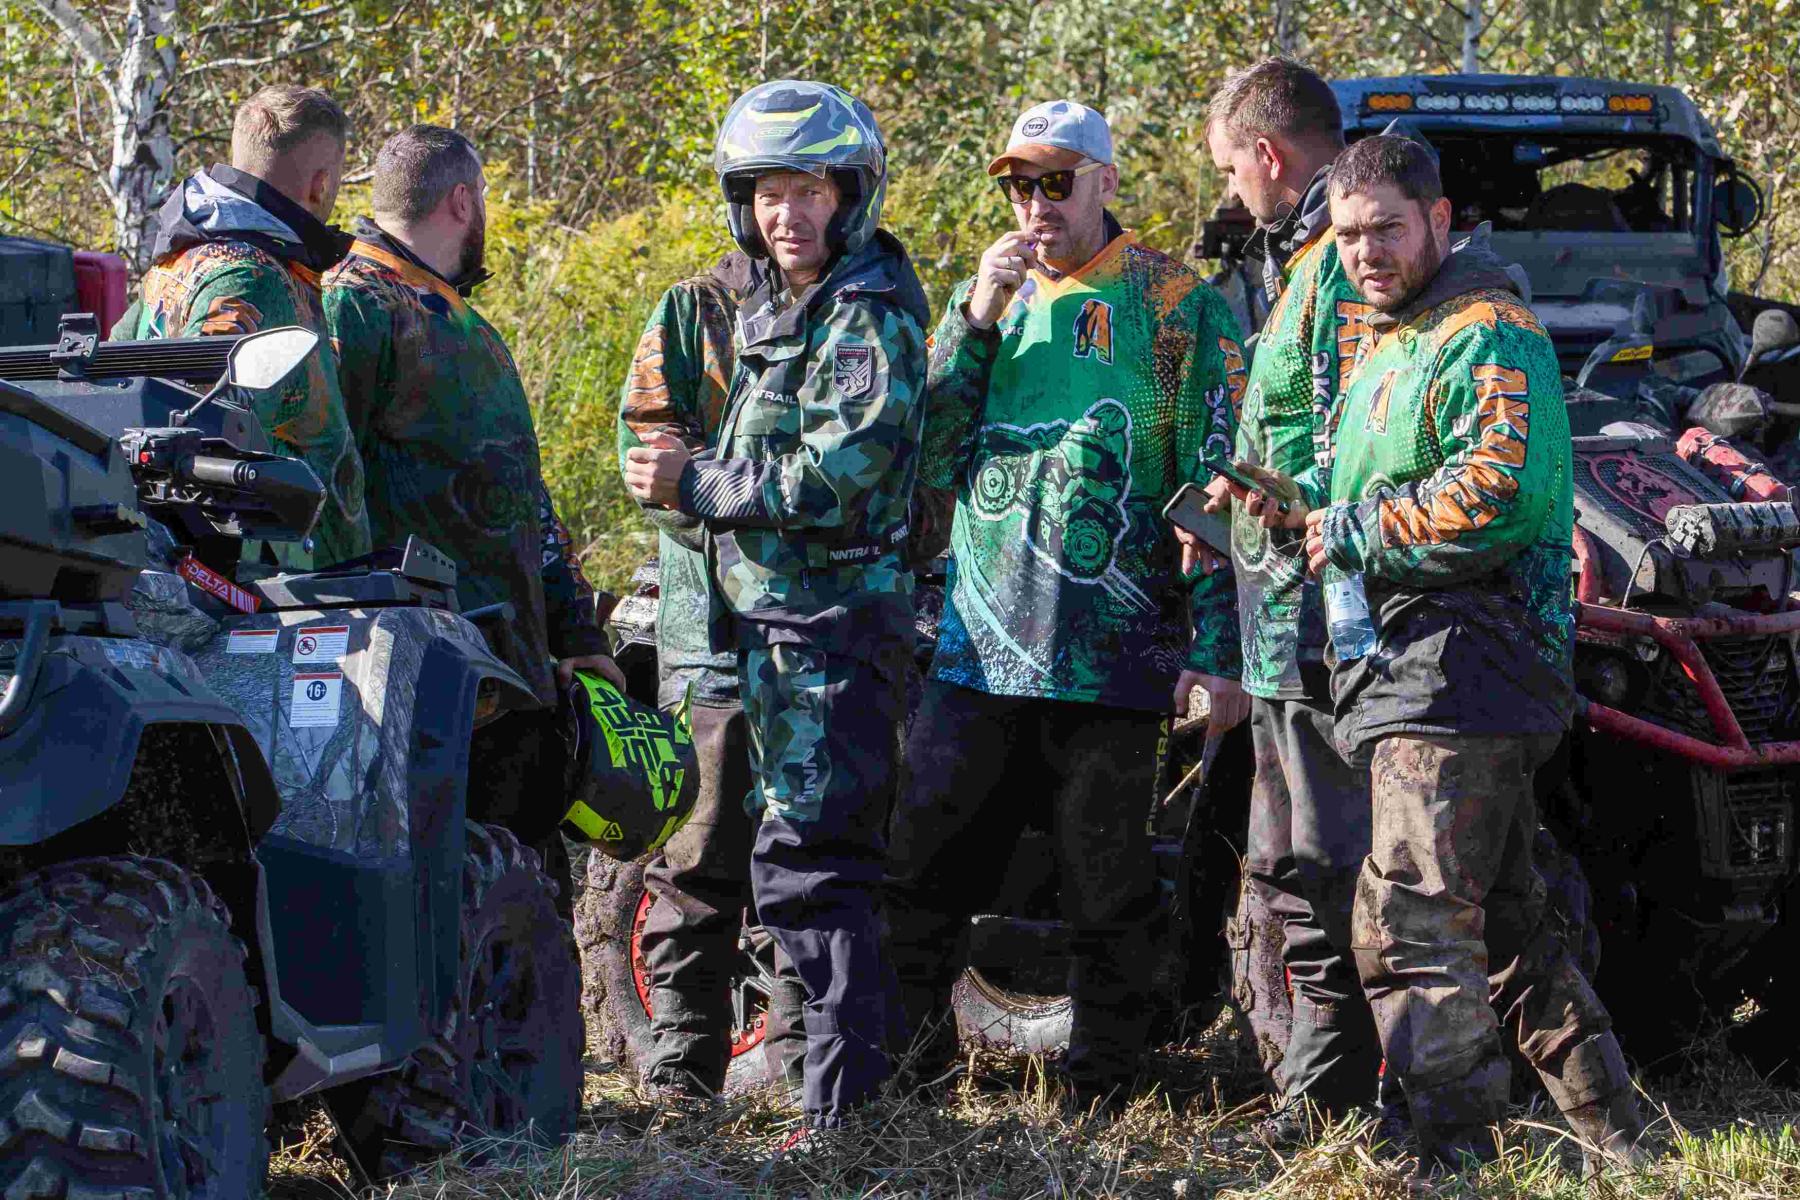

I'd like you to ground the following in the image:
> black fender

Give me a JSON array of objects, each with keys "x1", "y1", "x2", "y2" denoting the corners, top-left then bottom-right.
[{"x1": 0, "y1": 633, "x2": 280, "y2": 846}]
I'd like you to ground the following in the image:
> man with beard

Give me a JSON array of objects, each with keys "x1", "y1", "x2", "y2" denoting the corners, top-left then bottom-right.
[
  {"x1": 1260, "y1": 134, "x2": 1650, "y2": 1171},
  {"x1": 325, "y1": 125, "x2": 621, "y2": 905},
  {"x1": 117, "y1": 84, "x2": 369, "y2": 568},
  {"x1": 883, "y1": 100, "x2": 1249, "y2": 1110},
  {"x1": 623, "y1": 81, "x2": 927, "y2": 1137},
  {"x1": 1184, "y1": 58, "x2": 1382, "y2": 1135}
]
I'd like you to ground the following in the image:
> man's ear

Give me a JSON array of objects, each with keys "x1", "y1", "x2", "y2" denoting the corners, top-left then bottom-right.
[
  {"x1": 1429, "y1": 195, "x2": 1453, "y2": 245},
  {"x1": 1256, "y1": 135, "x2": 1285, "y2": 183},
  {"x1": 305, "y1": 166, "x2": 334, "y2": 218},
  {"x1": 1097, "y1": 163, "x2": 1119, "y2": 205},
  {"x1": 446, "y1": 181, "x2": 475, "y2": 226}
]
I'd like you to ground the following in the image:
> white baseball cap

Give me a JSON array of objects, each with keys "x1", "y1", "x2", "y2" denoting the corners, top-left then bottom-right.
[{"x1": 987, "y1": 99, "x2": 1114, "y2": 176}]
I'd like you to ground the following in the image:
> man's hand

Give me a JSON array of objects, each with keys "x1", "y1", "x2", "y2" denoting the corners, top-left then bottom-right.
[
  {"x1": 966, "y1": 231, "x2": 1042, "y2": 330},
  {"x1": 1303, "y1": 508, "x2": 1329, "y2": 575},
  {"x1": 1172, "y1": 477, "x2": 1233, "y2": 575},
  {"x1": 623, "y1": 429, "x2": 691, "y2": 508},
  {"x1": 1221, "y1": 462, "x2": 1309, "y2": 531},
  {"x1": 558, "y1": 653, "x2": 626, "y2": 692},
  {"x1": 1174, "y1": 669, "x2": 1251, "y2": 734}
]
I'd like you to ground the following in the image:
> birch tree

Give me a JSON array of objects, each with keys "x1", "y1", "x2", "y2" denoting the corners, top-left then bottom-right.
[{"x1": 31, "y1": 0, "x2": 178, "y2": 270}]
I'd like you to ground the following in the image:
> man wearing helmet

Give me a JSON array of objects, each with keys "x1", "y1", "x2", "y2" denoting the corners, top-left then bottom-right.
[
  {"x1": 884, "y1": 100, "x2": 1249, "y2": 1109},
  {"x1": 624, "y1": 80, "x2": 929, "y2": 1132}
]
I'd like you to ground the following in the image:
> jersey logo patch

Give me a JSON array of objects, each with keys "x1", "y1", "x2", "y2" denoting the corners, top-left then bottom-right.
[
  {"x1": 1336, "y1": 301, "x2": 1377, "y2": 392},
  {"x1": 832, "y1": 343, "x2": 874, "y2": 397},
  {"x1": 1364, "y1": 370, "x2": 1399, "y2": 436},
  {"x1": 1072, "y1": 299, "x2": 1114, "y2": 365}
]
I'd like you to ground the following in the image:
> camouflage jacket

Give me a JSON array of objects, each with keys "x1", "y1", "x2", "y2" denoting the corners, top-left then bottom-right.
[
  {"x1": 1233, "y1": 169, "x2": 1376, "y2": 700},
  {"x1": 677, "y1": 230, "x2": 929, "y2": 657},
  {"x1": 919, "y1": 216, "x2": 1245, "y2": 711},
  {"x1": 618, "y1": 254, "x2": 753, "y2": 707},
  {"x1": 117, "y1": 165, "x2": 370, "y2": 569},
  {"x1": 323, "y1": 220, "x2": 606, "y2": 705},
  {"x1": 1322, "y1": 231, "x2": 1575, "y2": 760}
]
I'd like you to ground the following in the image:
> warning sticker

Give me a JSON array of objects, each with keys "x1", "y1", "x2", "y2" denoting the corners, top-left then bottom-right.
[
  {"x1": 226, "y1": 628, "x2": 279, "y2": 655},
  {"x1": 290, "y1": 671, "x2": 342, "y2": 728},
  {"x1": 292, "y1": 626, "x2": 350, "y2": 664}
]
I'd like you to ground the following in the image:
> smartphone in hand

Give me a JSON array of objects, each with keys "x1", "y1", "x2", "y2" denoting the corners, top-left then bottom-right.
[
  {"x1": 1201, "y1": 452, "x2": 1292, "y2": 516},
  {"x1": 1162, "y1": 481, "x2": 1233, "y2": 555}
]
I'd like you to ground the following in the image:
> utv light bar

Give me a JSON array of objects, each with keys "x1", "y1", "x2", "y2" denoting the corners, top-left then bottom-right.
[
  {"x1": 0, "y1": 334, "x2": 243, "y2": 384},
  {"x1": 1360, "y1": 90, "x2": 1652, "y2": 118}
]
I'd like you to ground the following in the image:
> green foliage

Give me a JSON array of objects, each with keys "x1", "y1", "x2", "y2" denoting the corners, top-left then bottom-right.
[
  {"x1": 9, "y1": 0, "x2": 1800, "y2": 590},
  {"x1": 473, "y1": 187, "x2": 736, "y2": 592}
]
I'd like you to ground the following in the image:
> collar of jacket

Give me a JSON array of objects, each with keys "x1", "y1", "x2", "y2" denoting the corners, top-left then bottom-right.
[
  {"x1": 1256, "y1": 165, "x2": 1334, "y2": 300},
  {"x1": 1366, "y1": 222, "x2": 1522, "y2": 337},
  {"x1": 738, "y1": 228, "x2": 930, "y2": 352},
  {"x1": 349, "y1": 217, "x2": 492, "y2": 299},
  {"x1": 149, "y1": 164, "x2": 355, "y2": 274}
]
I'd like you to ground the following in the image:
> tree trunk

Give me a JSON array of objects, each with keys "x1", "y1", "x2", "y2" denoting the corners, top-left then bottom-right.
[
  {"x1": 32, "y1": 0, "x2": 183, "y2": 272},
  {"x1": 1461, "y1": 0, "x2": 1483, "y2": 74},
  {"x1": 111, "y1": 0, "x2": 182, "y2": 272},
  {"x1": 1275, "y1": 0, "x2": 1298, "y2": 56}
]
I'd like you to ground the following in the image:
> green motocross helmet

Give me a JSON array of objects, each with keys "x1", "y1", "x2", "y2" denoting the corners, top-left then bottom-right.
[
  {"x1": 713, "y1": 79, "x2": 887, "y2": 260},
  {"x1": 561, "y1": 672, "x2": 698, "y2": 861}
]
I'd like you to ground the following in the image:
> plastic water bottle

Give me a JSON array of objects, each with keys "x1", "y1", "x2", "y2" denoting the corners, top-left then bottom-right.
[{"x1": 1324, "y1": 569, "x2": 1377, "y2": 660}]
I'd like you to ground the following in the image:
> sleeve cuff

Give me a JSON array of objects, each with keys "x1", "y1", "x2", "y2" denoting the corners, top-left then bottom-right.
[{"x1": 679, "y1": 458, "x2": 769, "y2": 523}]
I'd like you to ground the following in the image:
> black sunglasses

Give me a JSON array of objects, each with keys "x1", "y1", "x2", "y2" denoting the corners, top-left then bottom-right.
[{"x1": 996, "y1": 161, "x2": 1104, "y2": 204}]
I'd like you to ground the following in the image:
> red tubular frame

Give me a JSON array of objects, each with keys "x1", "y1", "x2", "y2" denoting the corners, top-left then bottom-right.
[{"x1": 1577, "y1": 601, "x2": 1800, "y2": 771}]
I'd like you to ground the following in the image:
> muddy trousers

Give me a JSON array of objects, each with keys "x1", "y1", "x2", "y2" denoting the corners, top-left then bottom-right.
[
  {"x1": 1353, "y1": 734, "x2": 1634, "y2": 1150},
  {"x1": 743, "y1": 643, "x2": 905, "y2": 1129},
  {"x1": 884, "y1": 682, "x2": 1162, "y2": 1092},
  {"x1": 1247, "y1": 685, "x2": 1381, "y2": 1114},
  {"x1": 638, "y1": 701, "x2": 758, "y2": 1093}
]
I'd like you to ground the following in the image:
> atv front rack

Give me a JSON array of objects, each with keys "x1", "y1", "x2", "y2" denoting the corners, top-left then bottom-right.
[{"x1": 1577, "y1": 601, "x2": 1800, "y2": 771}]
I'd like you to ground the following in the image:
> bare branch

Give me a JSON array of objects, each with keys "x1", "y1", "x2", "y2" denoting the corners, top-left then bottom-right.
[
  {"x1": 180, "y1": 1, "x2": 414, "y2": 78},
  {"x1": 191, "y1": 1, "x2": 354, "y2": 37},
  {"x1": 29, "y1": 0, "x2": 114, "y2": 78},
  {"x1": 181, "y1": 35, "x2": 345, "y2": 76}
]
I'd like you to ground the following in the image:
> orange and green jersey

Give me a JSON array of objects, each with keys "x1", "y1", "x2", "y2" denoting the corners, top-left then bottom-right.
[
  {"x1": 1320, "y1": 235, "x2": 1575, "y2": 756},
  {"x1": 920, "y1": 223, "x2": 1246, "y2": 711},
  {"x1": 1233, "y1": 217, "x2": 1375, "y2": 700}
]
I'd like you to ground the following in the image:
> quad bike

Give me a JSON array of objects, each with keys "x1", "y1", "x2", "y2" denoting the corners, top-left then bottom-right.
[
  {"x1": 0, "y1": 320, "x2": 582, "y2": 1196},
  {"x1": 576, "y1": 552, "x2": 1256, "y2": 1091}
]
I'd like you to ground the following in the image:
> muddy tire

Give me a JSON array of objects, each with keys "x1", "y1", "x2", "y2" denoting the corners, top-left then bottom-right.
[
  {"x1": 0, "y1": 856, "x2": 268, "y2": 1199},
  {"x1": 327, "y1": 823, "x2": 582, "y2": 1178},
  {"x1": 574, "y1": 856, "x2": 776, "y2": 1095}
]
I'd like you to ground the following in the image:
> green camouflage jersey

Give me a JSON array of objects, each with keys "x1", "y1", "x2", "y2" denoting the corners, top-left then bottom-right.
[
  {"x1": 920, "y1": 221, "x2": 1246, "y2": 711},
  {"x1": 677, "y1": 231, "x2": 930, "y2": 658},
  {"x1": 1234, "y1": 213, "x2": 1375, "y2": 700},
  {"x1": 120, "y1": 170, "x2": 370, "y2": 569},
  {"x1": 618, "y1": 255, "x2": 751, "y2": 708},
  {"x1": 1320, "y1": 233, "x2": 1575, "y2": 759},
  {"x1": 324, "y1": 222, "x2": 607, "y2": 705}
]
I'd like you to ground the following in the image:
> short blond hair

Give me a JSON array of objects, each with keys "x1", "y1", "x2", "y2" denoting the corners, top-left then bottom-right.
[{"x1": 231, "y1": 85, "x2": 347, "y2": 164}]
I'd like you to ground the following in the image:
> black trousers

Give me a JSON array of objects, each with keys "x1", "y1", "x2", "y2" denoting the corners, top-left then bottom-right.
[{"x1": 884, "y1": 681, "x2": 1164, "y2": 1089}]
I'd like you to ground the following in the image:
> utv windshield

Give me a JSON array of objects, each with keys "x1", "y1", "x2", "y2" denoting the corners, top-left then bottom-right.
[{"x1": 1428, "y1": 133, "x2": 1701, "y2": 235}]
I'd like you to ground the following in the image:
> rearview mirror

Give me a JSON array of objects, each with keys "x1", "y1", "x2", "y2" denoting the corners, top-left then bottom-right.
[
  {"x1": 227, "y1": 327, "x2": 318, "y2": 392},
  {"x1": 1714, "y1": 171, "x2": 1764, "y2": 238}
]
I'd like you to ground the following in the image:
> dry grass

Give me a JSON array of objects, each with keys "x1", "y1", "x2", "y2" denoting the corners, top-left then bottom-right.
[{"x1": 265, "y1": 1013, "x2": 1800, "y2": 1200}]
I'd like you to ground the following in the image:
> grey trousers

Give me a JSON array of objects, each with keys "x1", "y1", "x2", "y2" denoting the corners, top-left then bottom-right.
[{"x1": 1246, "y1": 674, "x2": 1381, "y2": 1113}]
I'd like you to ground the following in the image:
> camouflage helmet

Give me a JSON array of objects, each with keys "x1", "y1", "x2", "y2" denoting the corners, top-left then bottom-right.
[
  {"x1": 561, "y1": 672, "x2": 698, "y2": 861},
  {"x1": 713, "y1": 79, "x2": 887, "y2": 260}
]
